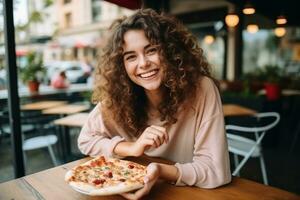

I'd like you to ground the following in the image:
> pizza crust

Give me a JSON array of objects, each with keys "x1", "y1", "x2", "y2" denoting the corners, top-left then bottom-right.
[
  {"x1": 64, "y1": 170, "x2": 74, "y2": 182},
  {"x1": 69, "y1": 181, "x2": 143, "y2": 196}
]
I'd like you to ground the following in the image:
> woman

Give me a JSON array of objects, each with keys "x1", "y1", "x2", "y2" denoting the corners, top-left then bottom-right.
[{"x1": 78, "y1": 9, "x2": 231, "y2": 199}]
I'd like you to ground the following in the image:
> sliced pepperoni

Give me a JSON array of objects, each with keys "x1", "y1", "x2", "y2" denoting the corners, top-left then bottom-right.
[{"x1": 92, "y1": 179, "x2": 106, "y2": 185}]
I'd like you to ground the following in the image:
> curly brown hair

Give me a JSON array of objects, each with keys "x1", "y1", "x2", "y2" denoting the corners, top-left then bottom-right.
[{"x1": 93, "y1": 8, "x2": 214, "y2": 136}]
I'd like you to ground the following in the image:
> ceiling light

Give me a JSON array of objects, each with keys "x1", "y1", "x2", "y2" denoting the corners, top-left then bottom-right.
[
  {"x1": 276, "y1": 15, "x2": 287, "y2": 25},
  {"x1": 247, "y1": 24, "x2": 259, "y2": 34},
  {"x1": 274, "y1": 27, "x2": 286, "y2": 37},
  {"x1": 204, "y1": 35, "x2": 215, "y2": 44},
  {"x1": 243, "y1": 7, "x2": 255, "y2": 15},
  {"x1": 225, "y1": 14, "x2": 239, "y2": 27},
  {"x1": 243, "y1": 2, "x2": 255, "y2": 15}
]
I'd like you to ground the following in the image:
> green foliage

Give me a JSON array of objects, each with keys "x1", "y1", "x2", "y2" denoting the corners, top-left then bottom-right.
[
  {"x1": 29, "y1": 11, "x2": 44, "y2": 23},
  {"x1": 81, "y1": 91, "x2": 92, "y2": 102},
  {"x1": 20, "y1": 52, "x2": 46, "y2": 83},
  {"x1": 244, "y1": 65, "x2": 282, "y2": 84},
  {"x1": 260, "y1": 65, "x2": 282, "y2": 83},
  {"x1": 15, "y1": 9, "x2": 47, "y2": 33},
  {"x1": 44, "y1": 0, "x2": 54, "y2": 7},
  {"x1": 265, "y1": 35, "x2": 280, "y2": 51}
]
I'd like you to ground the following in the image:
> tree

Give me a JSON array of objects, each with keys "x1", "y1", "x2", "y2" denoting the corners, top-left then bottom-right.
[{"x1": 14, "y1": 0, "x2": 54, "y2": 41}]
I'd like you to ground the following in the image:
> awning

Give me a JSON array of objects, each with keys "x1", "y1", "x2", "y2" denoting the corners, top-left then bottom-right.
[
  {"x1": 75, "y1": 41, "x2": 88, "y2": 48},
  {"x1": 0, "y1": 46, "x2": 26, "y2": 57},
  {"x1": 48, "y1": 41, "x2": 60, "y2": 48},
  {"x1": 104, "y1": 0, "x2": 141, "y2": 10},
  {"x1": 16, "y1": 49, "x2": 27, "y2": 57}
]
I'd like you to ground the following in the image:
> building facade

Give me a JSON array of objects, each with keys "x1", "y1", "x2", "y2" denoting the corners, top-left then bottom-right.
[
  {"x1": 2, "y1": 0, "x2": 133, "y2": 65},
  {"x1": 45, "y1": 0, "x2": 133, "y2": 64}
]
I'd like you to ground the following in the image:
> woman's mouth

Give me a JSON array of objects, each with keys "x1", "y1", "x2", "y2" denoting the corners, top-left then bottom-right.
[{"x1": 138, "y1": 69, "x2": 159, "y2": 79}]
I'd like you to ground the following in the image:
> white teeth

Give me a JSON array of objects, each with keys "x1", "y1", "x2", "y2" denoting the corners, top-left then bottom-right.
[{"x1": 139, "y1": 70, "x2": 158, "y2": 78}]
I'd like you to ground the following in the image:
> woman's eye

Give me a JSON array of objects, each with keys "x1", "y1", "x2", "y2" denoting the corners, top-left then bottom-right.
[
  {"x1": 146, "y1": 47, "x2": 157, "y2": 55},
  {"x1": 125, "y1": 55, "x2": 136, "y2": 61}
]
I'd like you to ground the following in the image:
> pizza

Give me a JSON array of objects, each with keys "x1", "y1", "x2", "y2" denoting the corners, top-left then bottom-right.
[{"x1": 65, "y1": 156, "x2": 147, "y2": 196}]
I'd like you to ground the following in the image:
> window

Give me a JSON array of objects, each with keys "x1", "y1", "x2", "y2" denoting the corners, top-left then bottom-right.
[
  {"x1": 188, "y1": 22, "x2": 225, "y2": 80},
  {"x1": 65, "y1": 12, "x2": 72, "y2": 28},
  {"x1": 91, "y1": 0, "x2": 102, "y2": 22}
]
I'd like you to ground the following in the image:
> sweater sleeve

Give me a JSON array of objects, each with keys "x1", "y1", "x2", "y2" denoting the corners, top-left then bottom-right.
[
  {"x1": 77, "y1": 103, "x2": 125, "y2": 158},
  {"x1": 174, "y1": 78, "x2": 231, "y2": 188}
]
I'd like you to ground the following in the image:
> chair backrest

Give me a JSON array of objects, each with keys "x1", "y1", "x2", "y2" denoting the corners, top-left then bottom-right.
[
  {"x1": 226, "y1": 112, "x2": 280, "y2": 134},
  {"x1": 226, "y1": 112, "x2": 280, "y2": 176}
]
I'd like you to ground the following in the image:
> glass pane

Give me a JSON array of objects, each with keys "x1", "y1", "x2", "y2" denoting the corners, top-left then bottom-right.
[
  {"x1": 0, "y1": 0, "x2": 14, "y2": 183},
  {"x1": 188, "y1": 21, "x2": 225, "y2": 80},
  {"x1": 1, "y1": 0, "x2": 135, "y2": 183}
]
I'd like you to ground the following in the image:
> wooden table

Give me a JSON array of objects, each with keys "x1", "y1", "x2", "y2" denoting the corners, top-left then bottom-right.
[
  {"x1": 51, "y1": 105, "x2": 257, "y2": 122},
  {"x1": 50, "y1": 104, "x2": 256, "y2": 119},
  {"x1": 21, "y1": 100, "x2": 67, "y2": 111},
  {"x1": 223, "y1": 104, "x2": 257, "y2": 117},
  {"x1": 42, "y1": 104, "x2": 90, "y2": 115},
  {"x1": 54, "y1": 113, "x2": 89, "y2": 127},
  {"x1": 0, "y1": 156, "x2": 299, "y2": 200}
]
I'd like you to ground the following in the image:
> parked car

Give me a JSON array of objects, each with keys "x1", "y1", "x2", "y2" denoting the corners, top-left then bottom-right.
[
  {"x1": 45, "y1": 61, "x2": 87, "y2": 84},
  {"x1": 284, "y1": 61, "x2": 300, "y2": 77}
]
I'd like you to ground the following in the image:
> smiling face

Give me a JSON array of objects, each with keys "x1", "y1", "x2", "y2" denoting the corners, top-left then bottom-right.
[{"x1": 122, "y1": 30, "x2": 164, "y2": 94}]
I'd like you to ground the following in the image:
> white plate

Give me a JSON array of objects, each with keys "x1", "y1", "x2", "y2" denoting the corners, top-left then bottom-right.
[
  {"x1": 70, "y1": 185, "x2": 91, "y2": 195},
  {"x1": 67, "y1": 178, "x2": 144, "y2": 196}
]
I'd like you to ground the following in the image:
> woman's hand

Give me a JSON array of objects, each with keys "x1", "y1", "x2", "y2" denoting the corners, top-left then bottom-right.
[
  {"x1": 121, "y1": 163, "x2": 160, "y2": 200},
  {"x1": 131, "y1": 125, "x2": 168, "y2": 157}
]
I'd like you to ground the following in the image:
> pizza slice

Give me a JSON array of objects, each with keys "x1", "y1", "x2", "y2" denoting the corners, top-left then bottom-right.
[{"x1": 65, "y1": 156, "x2": 147, "y2": 196}]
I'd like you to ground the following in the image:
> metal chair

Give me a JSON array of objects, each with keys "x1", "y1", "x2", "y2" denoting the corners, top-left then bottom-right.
[
  {"x1": 0, "y1": 111, "x2": 58, "y2": 167},
  {"x1": 22, "y1": 135, "x2": 58, "y2": 166},
  {"x1": 226, "y1": 112, "x2": 280, "y2": 185}
]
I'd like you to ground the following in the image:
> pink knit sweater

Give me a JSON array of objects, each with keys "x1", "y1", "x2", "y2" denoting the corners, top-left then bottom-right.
[{"x1": 78, "y1": 77, "x2": 231, "y2": 188}]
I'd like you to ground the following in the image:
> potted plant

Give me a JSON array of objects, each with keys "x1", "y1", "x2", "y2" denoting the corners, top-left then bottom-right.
[
  {"x1": 260, "y1": 65, "x2": 282, "y2": 101},
  {"x1": 20, "y1": 52, "x2": 46, "y2": 93}
]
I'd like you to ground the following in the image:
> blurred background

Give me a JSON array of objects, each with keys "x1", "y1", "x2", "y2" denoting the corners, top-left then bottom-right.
[{"x1": 0, "y1": 0, "x2": 299, "y2": 195}]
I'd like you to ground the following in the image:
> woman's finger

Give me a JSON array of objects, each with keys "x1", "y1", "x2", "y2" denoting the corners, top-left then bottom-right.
[
  {"x1": 121, "y1": 183, "x2": 150, "y2": 200},
  {"x1": 151, "y1": 125, "x2": 169, "y2": 143},
  {"x1": 143, "y1": 138, "x2": 157, "y2": 148},
  {"x1": 147, "y1": 132, "x2": 163, "y2": 147},
  {"x1": 120, "y1": 163, "x2": 159, "y2": 200},
  {"x1": 151, "y1": 130, "x2": 165, "y2": 145},
  {"x1": 120, "y1": 192, "x2": 135, "y2": 200},
  {"x1": 147, "y1": 128, "x2": 166, "y2": 145},
  {"x1": 148, "y1": 132, "x2": 162, "y2": 147}
]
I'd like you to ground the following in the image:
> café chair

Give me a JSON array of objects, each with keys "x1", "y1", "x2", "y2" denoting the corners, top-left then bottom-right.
[
  {"x1": 0, "y1": 112, "x2": 36, "y2": 145},
  {"x1": 0, "y1": 112, "x2": 59, "y2": 167},
  {"x1": 23, "y1": 135, "x2": 58, "y2": 166},
  {"x1": 226, "y1": 112, "x2": 280, "y2": 185}
]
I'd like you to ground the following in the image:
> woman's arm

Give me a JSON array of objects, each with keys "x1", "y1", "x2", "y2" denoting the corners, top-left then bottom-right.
[
  {"x1": 174, "y1": 78, "x2": 231, "y2": 188},
  {"x1": 157, "y1": 163, "x2": 179, "y2": 182},
  {"x1": 78, "y1": 104, "x2": 125, "y2": 157},
  {"x1": 174, "y1": 113, "x2": 231, "y2": 188},
  {"x1": 114, "y1": 125, "x2": 168, "y2": 157},
  {"x1": 78, "y1": 105, "x2": 169, "y2": 158}
]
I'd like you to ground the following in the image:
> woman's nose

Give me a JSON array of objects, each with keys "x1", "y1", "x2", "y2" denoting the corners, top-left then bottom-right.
[{"x1": 138, "y1": 55, "x2": 150, "y2": 69}]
